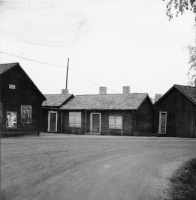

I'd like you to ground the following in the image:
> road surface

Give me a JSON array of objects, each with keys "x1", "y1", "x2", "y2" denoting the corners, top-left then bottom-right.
[{"x1": 1, "y1": 134, "x2": 196, "y2": 200}]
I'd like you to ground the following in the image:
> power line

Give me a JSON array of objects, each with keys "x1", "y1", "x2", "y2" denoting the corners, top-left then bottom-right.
[{"x1": 0, "y1": 51, "x2": 118, "y2": 93}]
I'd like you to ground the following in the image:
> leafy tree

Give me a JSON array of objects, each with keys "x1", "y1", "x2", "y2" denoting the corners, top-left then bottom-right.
[
  {"x1": 163, "y1": 0, "x2": 196, "y2": 20},
  {"x1": 163, "y1": 0, "x2": 196, "y2": 85}
]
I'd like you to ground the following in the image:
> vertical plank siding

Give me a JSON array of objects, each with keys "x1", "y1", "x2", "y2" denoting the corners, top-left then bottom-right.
[
  {"x1": 154, "y1": 88, "x2": 196, "y2": 138},
  {"x1": 1, "y1": 66, "x2": 45, "y2": 136},
  {"x1": 135, "y1": 98, "x2": 153, "y2": 136},
  {"x1": 59, "y1": 100, "x2": 153, "y2": 136}
]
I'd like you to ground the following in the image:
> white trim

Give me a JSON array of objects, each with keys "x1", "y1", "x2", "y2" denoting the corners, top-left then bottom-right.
[
  {"x1": 90, "y1": 113, "x2": 101, "y2": 133},
  {"x1": 48, "y1": 111, "x2": 58, "y2": 132},
  {"x1": 158, "y1": 111, "x2": 167, "y2": 134}
]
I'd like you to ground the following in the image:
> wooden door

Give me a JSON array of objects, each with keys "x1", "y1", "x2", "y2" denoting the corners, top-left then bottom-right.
[
  {"x1": 92, "y1": 114, "x2": 100, "y2": 133},
  {"x1": 49, "y1": 112, "x2": 57, "y2": 132},
  {"x1": 159, "y1": 112, "x2": 167, "y2": 134}
]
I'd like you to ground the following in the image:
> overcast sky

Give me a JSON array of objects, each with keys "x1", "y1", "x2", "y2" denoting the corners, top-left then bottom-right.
[{"x1": 0, "y1": 0, "x2": 195, "y2": 97}]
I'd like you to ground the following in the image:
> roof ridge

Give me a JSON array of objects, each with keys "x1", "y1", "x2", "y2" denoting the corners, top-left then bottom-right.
[
  {"x1": 44, "y1": 94, "x2": 72, "y2": 95},
  {"x1": 75, "y1": 93, "x2": 148, "y2": 96},
  {"x1": 0, "y1": 62, "x2": 19, "y2": 65}
]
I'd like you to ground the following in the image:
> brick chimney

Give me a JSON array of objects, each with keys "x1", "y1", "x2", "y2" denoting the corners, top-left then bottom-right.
[
  {"x1": 62, "y1": 89, "x2": 69, "y2": 94},
  {"x1": 99, "y1": 87, "x2": 107, "y2": 94},
  {"x1": 123, "y1": 86, "x2": 130, "y2": 94}
]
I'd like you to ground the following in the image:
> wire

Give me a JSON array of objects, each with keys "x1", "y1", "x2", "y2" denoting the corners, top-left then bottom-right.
[{"x1": 0, "y1": 51, "x2": 119, "y2": 93}]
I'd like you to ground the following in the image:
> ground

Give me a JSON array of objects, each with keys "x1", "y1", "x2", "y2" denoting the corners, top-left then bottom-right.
[{"x1": 1, "y1": 134, "x2": 196, "y2": 200}]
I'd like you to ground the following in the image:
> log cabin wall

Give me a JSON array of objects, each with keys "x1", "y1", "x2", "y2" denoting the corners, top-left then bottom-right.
[{"x1": 154, "y1": 88, "x2": 196, "y2": 138}]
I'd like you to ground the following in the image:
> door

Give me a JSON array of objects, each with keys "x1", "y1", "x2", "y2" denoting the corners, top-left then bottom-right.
[
  {"x1": 159, "y1": 112, "x2": 167, "y2": 134},
  {"x1": 48, "y1": 112, "x2": 57, "y2": 132},
  {"x1": 92, "y1": 114, "x2": 100, "y2": 133}
]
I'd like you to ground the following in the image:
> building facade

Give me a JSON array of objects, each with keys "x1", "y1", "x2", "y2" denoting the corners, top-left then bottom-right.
[
  {"x1": 58, "y1": 87, "x2": 153, "y2": 136},
  {"x1": 154, "y1": 85, "x2": 196, "y2": 138},
  {"x1": 42, "y1": 93, "x2": 74, "y2": 133},
  {"x1": 0, "y1": 63, "x2": 46, "y2": 136}
]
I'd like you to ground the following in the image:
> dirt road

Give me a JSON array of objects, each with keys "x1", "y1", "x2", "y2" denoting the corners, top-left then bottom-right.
[{"x1": 1, "y1": 134, "x2": 196, "y2": 200}]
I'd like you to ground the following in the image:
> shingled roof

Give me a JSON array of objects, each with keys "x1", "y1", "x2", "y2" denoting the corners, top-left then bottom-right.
[
  {"x1": 43, "y1": 94, "x2": 73, "y2": 107},
  {"x1": 60, "y1": 93, "x2": 148, "y2": 110},
  {"x1": 175, "y1": 85, "x2": 196, "y2": 105},
  {"x1": 155, "y1": 84, "x2": 196, "y2": 105},
  {"x1": 0, "y1": 63, "x2": 19, "y2": 75}
]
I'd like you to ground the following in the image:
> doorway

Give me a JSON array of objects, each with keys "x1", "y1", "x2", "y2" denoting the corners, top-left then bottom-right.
[
  {"x1": 90, "y1": 113, "x2": 101, "y2": 133},
  {"x1": 48, "y1": 111, "x2": 58, "y2": 132},
  {"x1": 158, "y1": 112, "x2": 167, "y2": 134}
]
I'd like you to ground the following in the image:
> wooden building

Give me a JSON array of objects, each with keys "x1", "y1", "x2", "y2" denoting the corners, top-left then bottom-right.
[
  {"x1": 59, "y1": 86, "x2": 153, "y2": 136},
  {"x1": 42, "y1": 93, "x2": 74, "y2": 132},
  {"x1": 154, "y1": 84, "x2": 196, "y2": 138},
  {"x1": 0, "y1": 63, "x2": 46, "y2": 137}
]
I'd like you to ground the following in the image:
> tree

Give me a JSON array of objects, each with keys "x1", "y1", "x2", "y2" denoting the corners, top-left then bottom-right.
[
  {"x1": 163, "y1": 0, "x2": 196, "y2": 20},
  {"x1": 163, "y1": 0, "x2": 196, "y2": 85},
  {"x1": 187, "y1": 45, "x2": 196, "y2": 85},
  {"x1": 155, "y1": 94, "x2": 163, "y2": 103}
]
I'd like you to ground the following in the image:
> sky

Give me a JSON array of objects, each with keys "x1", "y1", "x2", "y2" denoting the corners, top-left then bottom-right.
[{"x1": 0, "y1": 0, "x2": 195, "y2": 98}]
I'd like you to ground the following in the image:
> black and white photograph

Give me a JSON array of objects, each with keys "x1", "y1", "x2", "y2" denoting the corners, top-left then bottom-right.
[{"x1": 0, "y1": 0, "x2": 196, "y2": 199}]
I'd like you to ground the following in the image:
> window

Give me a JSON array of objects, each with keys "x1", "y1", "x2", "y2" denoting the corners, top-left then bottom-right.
[
  {"x1": 9, "y1": 84, "x2": 16, "y2": 89},
  {"x1": 21, "y1": 105, "x2": 32, "y2": 123},
  {"x1": 109, "y1": 116, "x2": 122, "y2": 129},
  {"x1": 6, "y1": 111, "x2": 17, "y2": 128},
  {"x1": 69, "y1": 112, "x2": 81, "y2": 127}
]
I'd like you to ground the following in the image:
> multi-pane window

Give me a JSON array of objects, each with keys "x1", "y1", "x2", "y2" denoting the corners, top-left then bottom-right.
[
  {"x1": 69, "y1": 112, "x2": 81, "y2": 127},
  {"x1": 109, "y1": 116, "x2": 122, "y2": 129}
]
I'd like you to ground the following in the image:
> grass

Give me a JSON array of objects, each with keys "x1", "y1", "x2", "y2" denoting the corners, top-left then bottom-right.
[{"x1": 168, "y1": 158, "x2": 196, "y2": 200}]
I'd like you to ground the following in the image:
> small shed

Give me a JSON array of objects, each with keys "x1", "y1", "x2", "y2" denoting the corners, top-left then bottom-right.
[
  {"x1": 42, "y1": 94, "x2": 74, "y2": 132},
  {"x1": 0, "y1": 63, "x2": 46, "y2": 136},
  {"x1": 59, "y1": 87, "x2": 153, "y2": 136},
  {"x1": 154, "y1": 84, "x2": 196, "y2": 138}
]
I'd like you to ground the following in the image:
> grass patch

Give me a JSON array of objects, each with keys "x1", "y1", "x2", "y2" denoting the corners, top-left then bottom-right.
[{"x1": 168, "y1": 158, "x2": 196, "y2": 200}]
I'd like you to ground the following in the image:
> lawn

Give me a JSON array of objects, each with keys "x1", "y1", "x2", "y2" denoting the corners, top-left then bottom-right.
[{"x1": 1, "y1": 134, "x2": 196, "y2": 200}]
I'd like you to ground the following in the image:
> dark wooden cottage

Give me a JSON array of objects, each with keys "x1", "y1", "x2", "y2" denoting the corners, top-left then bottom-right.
[
  {"x1": 0, "y1": 63, "x2": 46, "y2": 137},
  {"x1": 154, "y1": 84, "x2": 196, "y2": 138},
  {"x1": 59, "y1": 86, "x2": 153, "y2": 136},
  {"x1": 42, "y1": 93, "x2": 74, "y2": 133}
]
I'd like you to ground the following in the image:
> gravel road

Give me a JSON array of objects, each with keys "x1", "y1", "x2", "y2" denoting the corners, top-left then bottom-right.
[{"x1": 1, "y1": 134, "x2": 196, "y2": 200}]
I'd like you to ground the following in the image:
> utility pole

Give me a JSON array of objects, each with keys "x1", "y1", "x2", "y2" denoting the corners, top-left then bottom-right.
[{"x1": 66, "y1": 58, "x2": 69, "y2": 90}]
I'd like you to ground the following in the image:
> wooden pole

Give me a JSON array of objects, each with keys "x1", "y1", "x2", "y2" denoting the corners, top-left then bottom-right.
[{"x1": 66, "y1": 58, "x2": 69, "y2": 90}]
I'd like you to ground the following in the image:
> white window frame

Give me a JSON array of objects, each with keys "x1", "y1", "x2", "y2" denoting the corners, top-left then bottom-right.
[
  {"x1": 69, "y1": 112, "x2": 81, "y2": 128},
  {"x1": 90, "y1": 113, "x2": 101, "y2": 133},
  {"x1": 158, "y1": 111, "x2": 167, "y2": 134},
  {"x1": 109, "y1": 115, "x2": 122, "y2": 129},
  {"x1": 48, "y1": 111, "x2": 58, "y2": 132}
]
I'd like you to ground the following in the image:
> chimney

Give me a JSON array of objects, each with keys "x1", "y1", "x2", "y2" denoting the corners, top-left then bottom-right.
[
  {"x1": 99, "y1": 87, "x2": 107, "y2": 94},
  {"x1": 123, "y1": 86, "x2": 130, "y2": 94},
  {"x1": 62, "y1": 89, "x2": 69, "y2": 94}
]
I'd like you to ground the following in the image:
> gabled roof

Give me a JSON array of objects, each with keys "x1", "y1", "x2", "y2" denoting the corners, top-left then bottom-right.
[
  {"x1": 60, "y1": 93, "x2": 149, "y2": 110},
  {"x1": 155, "y1": 84, "x2": 196, "y2": 106},
  {"x1": 0, "y1": 63, "x2": 19, "y2": 75},
  {"x1": 175, "y1": 85, "x2": 196, "y2": 105},
  {"x1": 0, "y1": 62, "x2": 46, "y2": 101},
  {"x1": 43, "y1": 94, "x2": 74, "y2": 107}
]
